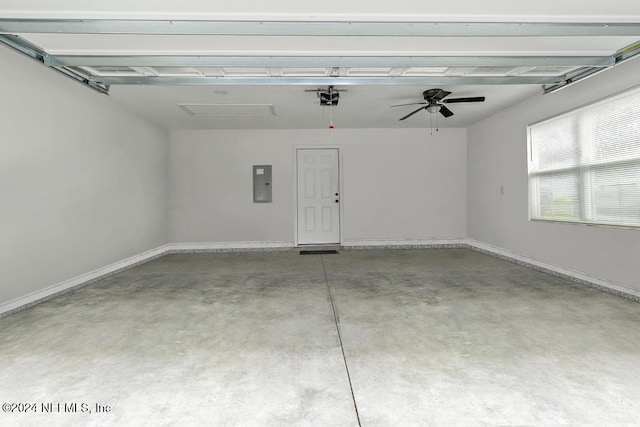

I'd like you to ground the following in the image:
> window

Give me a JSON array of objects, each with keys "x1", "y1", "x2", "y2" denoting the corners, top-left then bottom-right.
[{"x1": 528, "y1": 86, "x2": 640, "y2": 228}]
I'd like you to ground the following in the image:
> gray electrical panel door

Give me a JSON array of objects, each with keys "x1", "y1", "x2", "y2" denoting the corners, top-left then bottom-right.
[{"x1": 253, "y1": 165, "x2": 272, "y2": 203}]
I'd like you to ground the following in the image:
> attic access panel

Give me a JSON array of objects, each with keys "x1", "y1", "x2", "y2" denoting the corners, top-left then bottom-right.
[{"x1": 179, "y1": 104, "x2": 276, "y2": 117}]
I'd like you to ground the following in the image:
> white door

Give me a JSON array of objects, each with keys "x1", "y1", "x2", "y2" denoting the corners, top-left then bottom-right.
[{"x1": 296, "y1": 148, "x2": 340, "y2": 245}]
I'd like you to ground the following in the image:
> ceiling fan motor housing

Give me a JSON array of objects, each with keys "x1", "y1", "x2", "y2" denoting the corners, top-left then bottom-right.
[{"x1": 423, "y1": 88, "x2": 451, "y2": 101}]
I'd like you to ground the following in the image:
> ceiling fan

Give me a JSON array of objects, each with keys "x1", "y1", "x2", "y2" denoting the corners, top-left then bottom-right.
[{"x1": 391, "y1": 89, "x2": 486, "y2": 120}]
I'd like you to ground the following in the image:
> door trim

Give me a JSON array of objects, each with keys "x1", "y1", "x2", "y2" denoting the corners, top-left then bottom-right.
[{"x1": 293, "y1": 146, "x2": 343, "y2": 247}]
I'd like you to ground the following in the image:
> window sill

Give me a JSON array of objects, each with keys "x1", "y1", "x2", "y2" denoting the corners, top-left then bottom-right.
[{"x1": 529, "y1": 218, "x2": 640, "y2": 231}]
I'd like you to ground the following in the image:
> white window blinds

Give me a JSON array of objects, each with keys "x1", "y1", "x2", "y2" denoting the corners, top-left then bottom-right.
[{"x1": 528, "y1": 86, "x2": 640, "y2": 228}]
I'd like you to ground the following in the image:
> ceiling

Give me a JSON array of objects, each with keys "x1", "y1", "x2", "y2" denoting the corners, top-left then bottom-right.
[{"x1": 1, "y1": 1, "x2": 639, "y2": 130}]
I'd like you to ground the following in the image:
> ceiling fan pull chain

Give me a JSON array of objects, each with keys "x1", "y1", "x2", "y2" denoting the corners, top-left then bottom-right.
[{"x1": 430, "y1": 112, "x2": 439, "y2": 134}]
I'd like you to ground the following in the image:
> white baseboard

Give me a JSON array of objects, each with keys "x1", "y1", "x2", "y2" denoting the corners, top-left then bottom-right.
[
  {"x1": 0, "y1": 244, "x2": 170, "y2": 317},
  {"x1": 343, "y1": 238, "x2": 466, "y2": 248},
  {"x1": 167, "y1": 241, "x2": 294, "y2": 252},
  {"x1": 464, "y1": 238, "x2": 640, "y2": 300}
]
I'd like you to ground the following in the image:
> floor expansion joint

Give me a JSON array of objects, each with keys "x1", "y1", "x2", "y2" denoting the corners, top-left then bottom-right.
[{"x1": 320, "y1": 255, "x2": 361, "y2": 427}]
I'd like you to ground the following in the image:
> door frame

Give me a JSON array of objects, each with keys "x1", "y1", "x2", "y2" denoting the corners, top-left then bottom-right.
[{"x1": 293, "y1": 145, "x2": 344, "y2": 247}]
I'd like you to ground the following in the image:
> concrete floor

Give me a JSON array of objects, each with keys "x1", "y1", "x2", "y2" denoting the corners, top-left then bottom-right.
[{"x1": 1, "y1": 249, "x2": 639, "y2": 426}]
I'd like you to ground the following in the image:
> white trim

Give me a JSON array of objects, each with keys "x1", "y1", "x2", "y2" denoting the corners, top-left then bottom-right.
[
  {"x1": 167, "y1": 241, "x2": 294, "y2": 251},
  {"x1": 343, "y1": 238, "x2": 466, "y2": 247},
  {"x1": 464, "y1": 238, "x2": 640, "y2": 299},
  {"x1": 0, "y1": 244, "x2": 170, "y2": 317}
]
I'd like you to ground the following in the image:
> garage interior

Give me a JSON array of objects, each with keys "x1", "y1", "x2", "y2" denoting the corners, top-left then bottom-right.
[{"x1": 1, "y1": 1, "x2": 640, "y2": 425}]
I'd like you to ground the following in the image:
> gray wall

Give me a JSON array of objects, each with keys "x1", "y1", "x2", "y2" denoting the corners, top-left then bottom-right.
[
  {"x1": 169, "y1": 128, "x2": 467, "y2": 244},
  {"x1": 467, "y1": 58, "x2": 640, "y2": 292},
  {"x1": 0, "y1": 45, "x2": 169, "y2": 306}
]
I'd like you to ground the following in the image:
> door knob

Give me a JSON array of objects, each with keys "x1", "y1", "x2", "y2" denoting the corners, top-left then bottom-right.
[
  {"x1": 335, "y1": 199, "x2": 339, "y2": 203},
  {"x1": 335, "y1": 193, "x2": 339, "y2": 196}
]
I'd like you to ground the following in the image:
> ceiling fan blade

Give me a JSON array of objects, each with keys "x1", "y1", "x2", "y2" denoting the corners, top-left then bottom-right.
[
  {"x1": 399, "y1": 106, "x2": 427, "y2": 121},
  {"x1": 434, "y1": 89, "x2": 452, "y2": 101},
  {"x1": 439, "y1": 105, "x2": 454, "y2": 117},
  {"x1": 390, "y1": 102, "x2": 426, "y2": 108},
  {"x1": 442, "y1": 96, "x2": 486, "y2": 104}
]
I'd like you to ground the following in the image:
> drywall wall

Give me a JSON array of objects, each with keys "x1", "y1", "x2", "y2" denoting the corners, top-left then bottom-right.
[
  {"x1": 0, "y1": 45, "x2": 169, "y2": 307},
  {"x1": 170, "y1": 128, "x2": 467, "y2": 244},
  {"x1": 467, "y1": 58, "x2": 640, "y2": 292}
]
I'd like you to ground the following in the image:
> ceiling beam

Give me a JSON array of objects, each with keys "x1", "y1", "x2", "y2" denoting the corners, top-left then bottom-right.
[
  {"x1": 2, "y1": 19, "x2": 640, "y2": 37},
  {"x1": 47, "y1": 54, "x2": 614, "y2": 68},
  {"x1": 89, "y1": 75, "x2": 564, "y2": 86}
]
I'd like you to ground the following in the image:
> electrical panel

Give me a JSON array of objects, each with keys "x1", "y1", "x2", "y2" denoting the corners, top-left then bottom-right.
[{"x1": 253, "y1": 165, "x2": 272, "y2": 203}]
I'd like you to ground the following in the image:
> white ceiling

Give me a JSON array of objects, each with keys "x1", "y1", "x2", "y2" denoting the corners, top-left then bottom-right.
[
  {"x1": 106, "y1": 84, "x2": 540, "y2": 129},
  {"x1": 2, "y1": 1, "x2": 640, "y2": 130}
]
